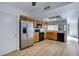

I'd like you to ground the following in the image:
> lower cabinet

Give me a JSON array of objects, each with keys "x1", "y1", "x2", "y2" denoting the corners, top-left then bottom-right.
[
  {"x1": 46, "y1": 32, "x2": 57, "y2": 40},
  {"x1": 39, "y1": 32, "x2": 44, "y2": 41},
  {"x1": 33, "y1": 32, "x2": 39, "y2": 43},
  {"x1": 57, "y1": 33, "x2": 64, "y2": 42},
  {"x1": 33, "y1": 32, "x2": 65, "y2": 43},
  {"x1": 45, "y1": 32, "x2": 65, "y2": 42}
]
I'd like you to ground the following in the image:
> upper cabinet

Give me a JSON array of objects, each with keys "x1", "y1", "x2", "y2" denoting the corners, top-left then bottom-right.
[
  {"x1": 20, "y1": 16, "x2": 26, "y2": 21},
  {"x1": 20, "y1": 15, "x2": 48, "y2": 30}
]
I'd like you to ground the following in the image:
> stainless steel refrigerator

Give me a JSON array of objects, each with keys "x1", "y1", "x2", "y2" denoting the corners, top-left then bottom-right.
[{"x1": 20, "y1": 21, "x2": 34, "y2": 49}]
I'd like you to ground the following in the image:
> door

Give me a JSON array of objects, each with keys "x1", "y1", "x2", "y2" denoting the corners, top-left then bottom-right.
[
  {"x1": 57, "y1": 33, "x2": 64, "y2": 42},
  {"x1": 0, "y1": 13, "x2": 17, "y2": 55},
  {"x1": 39, "y1": 32, "x2": 44, "y2": 41},
  {"x1": 21, "y1": 21, "x2": 28, "y2": 49},
  {"x1": 27, "y1": 22, "x2": 34, "y2": 46}
]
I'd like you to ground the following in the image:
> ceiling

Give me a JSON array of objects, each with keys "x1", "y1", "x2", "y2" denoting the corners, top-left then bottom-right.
[
  {"x1": 4, "y1": 2, "x2": 71, "y2": 16},
  {"x1": 1, "y1": 2, "x2": 75, "y2": 22},
  {"x1": 2, "y1": 2, "x2": 48, "y2": 14}
]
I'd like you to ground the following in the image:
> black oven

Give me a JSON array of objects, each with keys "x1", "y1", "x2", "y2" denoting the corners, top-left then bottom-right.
[{"x1": 35, "y1": 29, "x2": 40, "y2": 32}]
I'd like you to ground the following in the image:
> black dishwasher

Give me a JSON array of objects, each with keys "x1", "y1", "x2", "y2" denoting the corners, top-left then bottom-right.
[
  {"x1": 57, "y1": 33, "x2": 64, "y2": 42},
  {"x1": 39, "y1": 32, "x2": 44, "y2": 41}
]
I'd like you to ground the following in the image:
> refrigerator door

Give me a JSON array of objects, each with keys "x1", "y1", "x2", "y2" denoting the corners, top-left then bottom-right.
[
  {"x1": 27, "y1": 22, "x2": 34, "y2": 46},
  {"x1": 21, "y1": 21, "x2": 28, "y2": 49}
]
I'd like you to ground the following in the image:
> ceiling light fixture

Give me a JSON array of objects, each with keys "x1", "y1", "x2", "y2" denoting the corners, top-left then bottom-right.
[
  {"x1": 32, "y1": 2, "x2": 36, "y2": 6},
  {"x1": 48, "y1": 16, "x2": 63, "y2": 21}
]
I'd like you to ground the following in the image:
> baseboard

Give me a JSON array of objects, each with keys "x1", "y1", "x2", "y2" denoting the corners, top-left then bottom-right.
[{"x1": 3, "y1": 50, "x2": 18, "y2": 56}]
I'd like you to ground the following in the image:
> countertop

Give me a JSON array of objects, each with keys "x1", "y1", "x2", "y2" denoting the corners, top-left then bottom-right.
[{"x1": 46, "y1": 30, "x2": 67, "y2": 33}]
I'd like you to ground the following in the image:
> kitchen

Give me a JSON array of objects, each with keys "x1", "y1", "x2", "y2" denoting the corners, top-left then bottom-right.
[
  {"x1": 19, "y1": 15, "x2": 67, "y2": 50},
  {"x1": 19, "y1": 15, "x2": 48, "y2": 50}
]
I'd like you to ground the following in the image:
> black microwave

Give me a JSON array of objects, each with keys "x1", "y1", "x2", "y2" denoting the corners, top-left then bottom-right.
[{"x1": 36, "y1": 24, "x2": 42, "y2": 28}]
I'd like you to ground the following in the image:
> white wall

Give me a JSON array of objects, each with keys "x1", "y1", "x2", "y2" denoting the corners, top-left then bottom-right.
[
  {"x1": 0, "y1": 3, "x2": 30, "y2": 55},
  {"x1": 0, "y1": 13, "x2": 18, "y2": 55},
  {"x1": 48, "y1": 25, "x2": 58, "y2": 31},
  {"x1": 65, "y1": 8, "x2": 79, "y2": 38},
  {"x1": 69, "y1": 23, "x2": 78, "y2": 37},
  {"x1": 62, "y1": 6, "x2": 79, "y2": 38},
  {"x1": 0, "y1": 3, "x2": 29, "y2": 16},
  {"x1": 67, "y1": 9, "x2": 79, "y2": 24}
]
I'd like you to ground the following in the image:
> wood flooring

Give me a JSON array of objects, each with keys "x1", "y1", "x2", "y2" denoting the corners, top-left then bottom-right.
[{"x1": 5, "y1": 37, "x2": 79, "y2": 56}]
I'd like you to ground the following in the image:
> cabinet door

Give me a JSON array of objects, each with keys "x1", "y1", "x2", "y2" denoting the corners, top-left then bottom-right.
[
  {"x1": 33, "y1": 21, "x2": 35, "y2": 27},
  {"x1": 44, "y1": 32, "x2": 46, "y2": 39},
  {"x1": 46, "y1": 32, "x2": 57, "y2": 40},
  {"x1": 57, "y1": 33, "x2": 64, "y2": 42},
  {"x1": 51, "y1": 32, "x2": 57, "y2": 40},
  {"x1": 33, "y1": 32, "x2": 39, "y2": 43}
]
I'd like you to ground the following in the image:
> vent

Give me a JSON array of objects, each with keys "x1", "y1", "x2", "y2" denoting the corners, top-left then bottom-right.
[{"x1": 44, "y1": 6, "x2": 50, "y2": 10}]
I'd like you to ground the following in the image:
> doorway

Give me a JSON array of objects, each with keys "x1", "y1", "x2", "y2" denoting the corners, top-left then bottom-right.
[{"x1": 67, "y1": 20, "x2": 78, "y2": 43}]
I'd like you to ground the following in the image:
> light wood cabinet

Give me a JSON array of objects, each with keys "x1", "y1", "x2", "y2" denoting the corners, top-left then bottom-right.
[
  {"x1": 44, "y1": 32, "x2": 47, "y2": 39},
  {"x1": 32, "y1": 20, "x2": 48, "y2": 28},
  {"x1": 33, "y1": 20, "x2": 36, "y2": 27},
  {"x1": 46, "y1": 32, "x2": 57, "y2": 40},
  {"x1": 33, "y1": 32, "x2": 39, "y2": 43}
]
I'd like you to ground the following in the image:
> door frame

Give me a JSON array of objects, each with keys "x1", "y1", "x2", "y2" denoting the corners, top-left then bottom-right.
[
  {"x1": 77, "y1": 18, "x2": 79, "y2": 44},
  {"x1": 19, "y1": 16, "x2": 21, "y2": 50}
]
